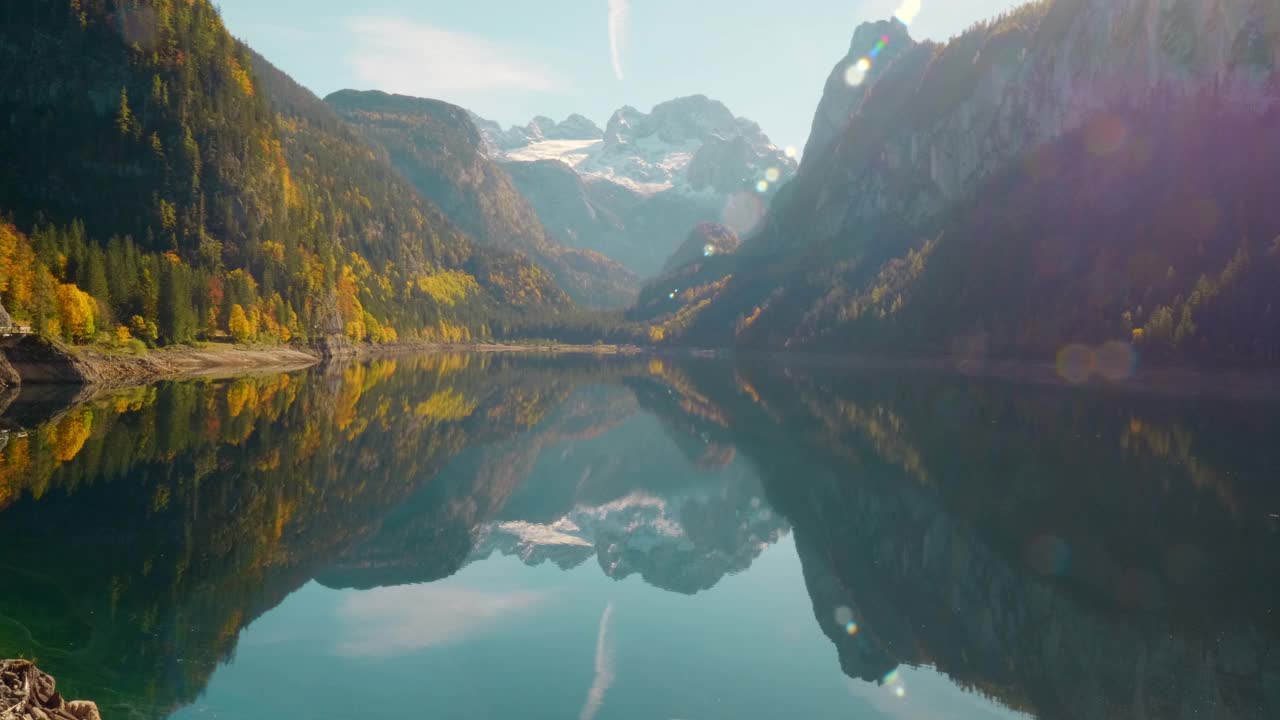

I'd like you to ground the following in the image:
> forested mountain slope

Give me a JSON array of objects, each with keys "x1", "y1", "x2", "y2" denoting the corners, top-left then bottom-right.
[
  {"x1": 0, "y1": 0, "x2": 566, "y2": 347},
  {"x1": 649, "y1": 0, "x2": 1280, "y2": 368},
  {"x1": 325, "y1": 90, "x2": 639, "y2": 308}
]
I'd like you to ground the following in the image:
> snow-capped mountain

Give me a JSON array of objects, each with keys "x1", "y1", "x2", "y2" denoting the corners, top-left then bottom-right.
[
  {"x1": 470, "y1": 112, "x2": 604, "y2": 152},
  {"x1": 477, "y1": 95, "x2": 797, "y2": 196},
  {"x1": 472, "y1": 96, "x2": 796, "y2": 277}
]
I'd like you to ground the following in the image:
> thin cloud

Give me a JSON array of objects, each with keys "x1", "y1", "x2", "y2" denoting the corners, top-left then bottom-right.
[
  {"x1": 579, "y1": 603, "x2": 617, "y2": 720},
  {"x1": 607, "y1": 0, "x2": 629, "y2": 80},
  {"x1": 347, "y1": 16, "x2": 560, "y2": 97},
  {"x1": 334, "y1": 585, "x2": 549, "y2": 657}
]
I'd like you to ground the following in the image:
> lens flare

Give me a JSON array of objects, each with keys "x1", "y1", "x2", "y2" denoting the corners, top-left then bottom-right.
[
  {"x1": 765, "y1": 167, "x2": 781, "y2": 183},
  {"x1": 756, "y1": 180, "x2": 770, "y2": 193},
  {"x1": 845, "y1": 622, "x2": 859, "y2": 636},
  {"x1": 834, "y1": 606, "x2": 854, "y2": 626},
  {"x1": 1026, "y1": 534, "x2": 1072, "y2": 576},
  {"x1": 784, "y1": 146, "x2": 798, "y2": 159},
  {"x1": 895, "y1": 687, "x2": 906, "y2": 698},
  {"x1": 722, "y1": 192, "x2": 766, "y2": 234},
  {"x1": 702, "y1": 243, "x2": 715, "y2": 257},
  {"x1": 1085, "y1": 115, "x2": 1130, "y2": 156},
  {"x1": 1055, "y1": 344, "x2": 1096, "y2": 384},
  {"x1": 1095, "y1": 341, "x2": 1136, "y2": 381},
  {"x1": 883, "y1": 670, "x2": 900, "y2": 686},
  {"x1": 668, "y1": 291, "x2": 676, "y2": 300}
]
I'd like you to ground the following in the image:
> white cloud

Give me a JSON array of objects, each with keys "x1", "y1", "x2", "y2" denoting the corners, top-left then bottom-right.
[
  {"x1": 334, "y1": 585, "x2": 550, "y2": 657},
  {"x1": 347, "y1": 16, "x2": 560, "y2": 97},
  {"x1": 579, "y1": 603, "x2": 616, "y2": 720},
  {"x1": 608, "y1": 0, "x2": 629, "y2": 80}
]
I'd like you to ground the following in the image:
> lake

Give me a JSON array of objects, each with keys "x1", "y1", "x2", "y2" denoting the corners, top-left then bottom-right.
[{"x1": 0, "y1": 353, "x2": 1277, "y2": 719}]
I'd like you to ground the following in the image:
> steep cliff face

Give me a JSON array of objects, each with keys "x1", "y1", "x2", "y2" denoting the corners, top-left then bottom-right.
[
  {"x1": 662, "y1": 0, "x2": 1280, "y2": 366},
  {"x1": 802, "y1": 18, "x2": 917, "y2": 162},
  {"x1": 764, "y1": 0, "x2": 1279, "y2": 252},
  {"x1": 325, "y1": 90, "x2": 639, "y2": 308}
]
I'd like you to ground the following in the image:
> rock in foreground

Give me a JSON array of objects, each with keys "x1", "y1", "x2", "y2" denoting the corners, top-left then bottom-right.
[{"x1": 0, "y1": 660, "x2": 100, "y2": 720}]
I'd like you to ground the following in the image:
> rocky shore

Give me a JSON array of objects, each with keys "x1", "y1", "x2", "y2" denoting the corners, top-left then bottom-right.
[{"x1": 0, "y1": 661, "x2": 99, "y2": 720}]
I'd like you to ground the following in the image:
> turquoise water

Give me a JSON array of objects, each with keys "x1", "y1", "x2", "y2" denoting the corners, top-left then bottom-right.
[{"x1": 0, "y1": 354, "x2": 1276, "y2": 718}]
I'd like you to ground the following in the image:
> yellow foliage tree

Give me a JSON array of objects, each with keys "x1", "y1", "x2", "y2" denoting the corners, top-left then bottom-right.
[
  {"x1": 228, "y1": 303, "x2": 253, "y2": 343},
  {"x1": 55, "y1": 283, "x2": 97, "y2": 341}
]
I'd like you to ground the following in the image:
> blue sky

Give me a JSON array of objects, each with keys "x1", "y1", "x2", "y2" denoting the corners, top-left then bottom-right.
[{"x1": 216, "y1": 0, "x2": 1024, "y2": 151}]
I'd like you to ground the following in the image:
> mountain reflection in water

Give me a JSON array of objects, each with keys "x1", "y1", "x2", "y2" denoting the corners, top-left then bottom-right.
[{"x1": 0, "y1": 354, "x2": 1276, "y2": 719}]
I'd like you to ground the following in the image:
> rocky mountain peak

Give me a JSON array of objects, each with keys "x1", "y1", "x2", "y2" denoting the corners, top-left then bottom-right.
[
  {"x1": 552, "y1": 113, "x2": 605, "y2": 140},
  {"x1": 602, "y1": 105, "x2": 644, "y2": 146},
  {"x1": 803, "y1": 17, "x2": 917, "y2": 161},
  {"x1": 848, "y1": 17, "x2": 911, "y2": 56},
  {"x1": 605, "y1": 94, "x2": 740, "y2": 148}
]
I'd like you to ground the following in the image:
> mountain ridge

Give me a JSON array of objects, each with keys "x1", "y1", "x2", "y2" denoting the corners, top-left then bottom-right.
[{"x1": 324, "y1": 89, "x2": 640, "y2": 308}]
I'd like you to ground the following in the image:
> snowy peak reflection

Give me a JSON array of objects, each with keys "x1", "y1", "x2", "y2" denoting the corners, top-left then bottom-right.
[{"x1": 324, "y1": 378, "x2": 790, "y2": 596}]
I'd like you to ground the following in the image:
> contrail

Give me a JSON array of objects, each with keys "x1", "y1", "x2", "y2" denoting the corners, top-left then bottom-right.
[
  {"x1": 579, "y1": 602, "x2": 616, "y2": 720},
  {"x1": 608, "y1": 0, "x2": 629, "y2": 80}
]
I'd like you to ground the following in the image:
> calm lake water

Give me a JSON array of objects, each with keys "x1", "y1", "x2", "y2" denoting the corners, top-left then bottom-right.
[{"x1": 0, "y1": 354, "x2": 1277, "y2": 719}]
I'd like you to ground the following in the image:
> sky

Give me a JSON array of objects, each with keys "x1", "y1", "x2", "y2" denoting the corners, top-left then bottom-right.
[{"x1": 215, "y1": 0, "x2": 1025, "y2": 151}]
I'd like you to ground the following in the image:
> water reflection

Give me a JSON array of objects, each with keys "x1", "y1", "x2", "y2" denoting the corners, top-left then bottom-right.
[{"x1": 0, "y1": 354, "x2": 1276, "y2": 718}]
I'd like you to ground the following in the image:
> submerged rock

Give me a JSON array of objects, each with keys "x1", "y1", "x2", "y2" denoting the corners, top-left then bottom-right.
[{"x1": 0, "y1": 660, "x2": 100, "y2": 720}]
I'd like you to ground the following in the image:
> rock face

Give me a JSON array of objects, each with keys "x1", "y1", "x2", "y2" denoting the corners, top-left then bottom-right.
[
  {"x1": 502, "y1": 159, "x2": 724, "y2": 277},
  {"x1": 662, "y1": 223, "x2": 741, "y2": 275},
  {"x1": 476, "y1": 96, "x2": 796, "y2": 277},
  {"x1": 802, "y1": 18, "x2": 916, "y2": 162},
  {"x1": 0, "y1": 660, "x2": 100, "y2": 720},
  {"x1": 656, "y1": 0, "x2": 1280, "y2": 366},
  {"x1": 0, "y1": 335, "x2": 96, "y2": 386},
  {"x1": 325, "y1": 90, "x2": 639, "y2": 307}
]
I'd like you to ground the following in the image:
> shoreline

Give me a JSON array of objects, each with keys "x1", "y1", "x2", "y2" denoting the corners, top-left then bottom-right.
[
  {"x1": 4, "y1": 334, "x2": 1277, "y2": 402},
  {"x1": 67, "y1": 339, "x2": 649, "y2": 389},
  {"x1": 728, "y1": 350, "x2": 1280, "y2": 402}
]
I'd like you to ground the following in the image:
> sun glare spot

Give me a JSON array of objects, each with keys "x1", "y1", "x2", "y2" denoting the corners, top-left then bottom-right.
[
  {"x1": 784, "y1": 146, "x2": 798, "y2": 159},
  {"x1": 703, "y1": 244, "x2": 715, "y2": 257},
  {"x1": 895, "y1": 0, "x2": 923, "y2": 26},
  {"x1": 765, "y1": 167, "x2": 781, "y2": 183}
]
